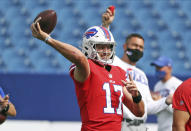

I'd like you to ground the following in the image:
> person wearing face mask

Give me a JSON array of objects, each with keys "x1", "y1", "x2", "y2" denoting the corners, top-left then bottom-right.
[
  {"x1": 150, "y1": 56, "x2": 182, "y2": 131},
  {"x1": 102, "y1": 8, "x2": 174, "y2": 131}
]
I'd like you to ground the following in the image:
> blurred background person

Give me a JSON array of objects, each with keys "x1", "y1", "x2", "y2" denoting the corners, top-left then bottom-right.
[
  {"x1": 150, "y1": 56, "x2": 182, "y2": 131},
  {"x1": 172, "y1": 78, "x2": 191, "y2": 131},
  {"x1": 102, "y1": 8, "x2": 172, "y2": 131}
]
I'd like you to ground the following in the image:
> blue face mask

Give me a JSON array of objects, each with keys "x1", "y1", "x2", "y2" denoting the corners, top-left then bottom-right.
[{"x1": 155, "y1": 70, "x2": 166, "y2": 80}]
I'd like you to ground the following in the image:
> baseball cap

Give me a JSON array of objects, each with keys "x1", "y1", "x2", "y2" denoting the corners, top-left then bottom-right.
[{"x1": 151, "y1": 56, "x2": 172, "y2": 67}]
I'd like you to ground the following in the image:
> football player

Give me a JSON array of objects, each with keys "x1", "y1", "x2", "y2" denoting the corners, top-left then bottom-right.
[{"x1": 30, "y1": 18, "x2": 145, "y2": 130}]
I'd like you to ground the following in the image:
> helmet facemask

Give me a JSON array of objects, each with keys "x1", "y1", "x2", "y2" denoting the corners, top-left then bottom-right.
[{"x1": 94, "y1": 42, "x2": 116, "y2": 65}]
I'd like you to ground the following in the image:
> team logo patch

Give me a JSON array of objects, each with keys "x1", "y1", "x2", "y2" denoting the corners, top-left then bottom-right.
[{"x1": 84, "y1": 28, "x2": 98, "y2": 39}]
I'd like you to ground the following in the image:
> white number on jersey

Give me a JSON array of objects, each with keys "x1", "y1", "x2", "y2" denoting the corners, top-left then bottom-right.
[{"x1": 103, "y1": 83, "x2": 123, "y2": 115}]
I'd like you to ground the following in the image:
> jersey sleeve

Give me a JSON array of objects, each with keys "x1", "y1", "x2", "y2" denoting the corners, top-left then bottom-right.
[
  {"x1": 69, "y1": 64, "x2": 76, "y2": 80},
  {"x1": 69, "y1": 61, "x2": 92, "y2": 86},
  {"x1": 0, "y1": 87, "x2": 5, "y2": 98},
  {"x1": 172, "y1": 87, "x2": 188, "y2": 112}
]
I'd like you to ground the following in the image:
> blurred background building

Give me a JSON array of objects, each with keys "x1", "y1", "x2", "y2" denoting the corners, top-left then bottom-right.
[{"x1": 0, "y1": 0, "x2": 190, "y2": 130}]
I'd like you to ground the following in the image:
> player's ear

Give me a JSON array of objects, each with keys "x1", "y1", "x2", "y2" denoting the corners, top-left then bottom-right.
[
  {"x1": 123, "y1": 43, "x2": 127, "y2": 51},
  {"x1": 168, "y1": 66, "x2": 172, "y2": 72}
]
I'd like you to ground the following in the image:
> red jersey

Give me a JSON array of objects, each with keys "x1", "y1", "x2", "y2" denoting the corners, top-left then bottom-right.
[
  {"x1": 173, "y1": 78, "x2": 191, "y2": 131},
  {"x1": 70, "y1": 59, "x2": 127, "y2": 131}
]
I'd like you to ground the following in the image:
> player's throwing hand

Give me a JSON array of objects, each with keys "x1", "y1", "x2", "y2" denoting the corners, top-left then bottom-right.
[{"x1": 30, "y1": 18, "x2": 50, "y2": 42}]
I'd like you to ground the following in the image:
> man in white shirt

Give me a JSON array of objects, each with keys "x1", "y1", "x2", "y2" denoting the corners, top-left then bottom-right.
[
  {"x1": 102, "y1": 7, "x2": 173, "y2": 131},
  {"x1": 150, "y1": 56, "x2": 182, "y2": 131}
]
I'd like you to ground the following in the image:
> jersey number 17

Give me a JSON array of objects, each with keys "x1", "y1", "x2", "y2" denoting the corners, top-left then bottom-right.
[{"x1": 103, "y1": 83, "x2": 123, "y2": 115}]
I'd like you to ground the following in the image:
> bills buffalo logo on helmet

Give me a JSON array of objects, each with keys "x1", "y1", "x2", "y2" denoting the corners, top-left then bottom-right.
[{"x1": 84, "y1": 28, "x2": 98, "y2": 39}]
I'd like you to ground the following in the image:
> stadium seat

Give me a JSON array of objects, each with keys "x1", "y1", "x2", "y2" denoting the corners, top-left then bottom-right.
[
  {"x1": 55, "y1": 53, "x2": 72, "y2": 73},
  {"x1": 144, "y1": 31, "x2": 158, "y2": 42},
  {"x1": 1, "y1": 48, "x2": 30, "y2": 72},
  {"x1": 0, "y1": 0, "x2": 191, "y2": 74},
  {"x1": 0, "y1": 1, "x2": 17, "y2": 13},
  {"x1": 0, "y1": 26, "x2": 9, "y2": 38}
]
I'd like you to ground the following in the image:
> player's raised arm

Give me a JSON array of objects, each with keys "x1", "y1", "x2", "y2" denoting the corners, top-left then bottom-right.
[
  {"x1": 122, "y1": 73, "x2": 145, "y2": 117},
  {"x1": 102, "y1": 6, "x2": 115, "y2": 29},
  {"x1": 30, "y1": 21, "x2": 90, "y2": 83}
]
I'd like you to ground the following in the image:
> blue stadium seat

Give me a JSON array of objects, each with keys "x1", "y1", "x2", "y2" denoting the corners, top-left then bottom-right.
[
  {"x1": 0, "y1": 37, "x2": 14, "y2": 49},
  {"x1": 8, "y1": 19, "x2": 30, "y2": 45},
  {"x1": 128, "y1": 0, "x2": 153, "y2": 11},
  {"x1": 173, "y1": 61, "x2": 191, "y2": 75},
  {"x1": 160, "y1": 9, "x2": 181, "y2": 22},
  {"x1": 55, "y1": 53, "x2": 72, "y2": 73},
  {"x1": 1, "y1": 48, "x2": 30, "y2": 72},
  {"x1": 175, "y1": 41, "x2": 185, "y2": 50},
  {"x1": 33, "y1": 59, "x2": 58, "y2": 73},
  {"x1": 184, "y1": 61, "x2": 191, "y2": 71},
  {"x1": 22, "y1": 0, "x2": 48, "y2": 11},
  {"x1": 153, "y1": 0, "x2": 179, "y2": 11},
  {"x1": 177, "y1": 50, "x2": 187, "y2": 60},
  {"x1": 0, "y1": 56, "x2": 6, "y2": 71},
  {"x1": 0, "y1": 16, "x2": 8, "y2": 29},
  {"x1": 0, "y1": 1, "x2": 20, "y2": 14},
  {"x1": 178, "y1": 0, "x2": 191, "y2": 19},
  {"x1": 149, "y1": 41, "x2": 160, "y2": 50},
  {"x1": 28, "y1": 48, "x2": 60, "y2": 72},
  {"x1": 157, "y1": 30, "x2": 182, "y2": 50},
  {"x1": 48, "y1": 0, "x2": 74, "y2": 9},
  {"x1": 85, "y1": 0, "x2": 101, "y2": 8},
  {"x1": 90, "y1": 0, "x2": 115, "y2": 9},
  {"x1": 0, "y1": 0, "x2": 191, "y2": 74},
  {"x1": 80, "y1": 8, "x2": 101, "y2": 27}
]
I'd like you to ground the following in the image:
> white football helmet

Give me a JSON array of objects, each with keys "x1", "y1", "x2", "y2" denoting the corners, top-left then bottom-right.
[{"x1": 82, "y1": 26, "x2": 116, "y2": 65}]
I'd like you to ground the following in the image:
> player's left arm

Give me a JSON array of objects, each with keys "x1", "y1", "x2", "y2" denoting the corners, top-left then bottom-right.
[
  {"x1": 172, "y1": 109, "x2": 189, "y2": 131},
  {"x1": 122, "y1": 74, "x2": 145, "y2": 117}
]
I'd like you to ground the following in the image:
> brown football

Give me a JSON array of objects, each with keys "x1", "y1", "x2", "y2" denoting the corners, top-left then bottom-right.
[
  {"x1": 34, "y1": 9, "x2": 57, "y2": 34},
  {"x1": 0, "y1": 113, "x2": 7, "y2": 124}
]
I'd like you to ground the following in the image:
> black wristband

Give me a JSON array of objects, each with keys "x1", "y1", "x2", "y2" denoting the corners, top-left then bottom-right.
[
  {"x1": 1, "y1": 104, "x2": 10, "y2": 114},
  {"x1": 132, "y1": 91, "x2": 142, "y2": 104}
]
